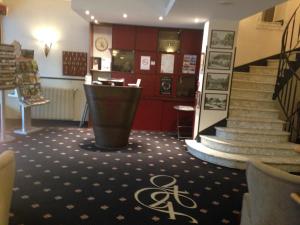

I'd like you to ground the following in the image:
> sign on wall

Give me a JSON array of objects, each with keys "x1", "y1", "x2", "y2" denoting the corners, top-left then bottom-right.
[
  {"x1": 160, "y1": 54, "x2": 175, "y2": 74},
  {"x1": 62, "y1": 51, "x2": 87, "y2": 77},
  {"x1": 140, "y1": 56, "x2": 151, "y2": 70}
]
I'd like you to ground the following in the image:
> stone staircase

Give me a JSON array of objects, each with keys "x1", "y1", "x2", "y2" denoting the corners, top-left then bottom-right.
[{"x1": 187, "y1": 59, "x2": 300, "y2": 172}]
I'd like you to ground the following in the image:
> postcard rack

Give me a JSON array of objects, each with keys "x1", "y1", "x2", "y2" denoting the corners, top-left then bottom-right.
[
  {"x1": 0, "y1": 44, "x2": 17, "y2": 142},
  {"x1": 14, "y1": 59, "x2": 50, "y2": 135}
]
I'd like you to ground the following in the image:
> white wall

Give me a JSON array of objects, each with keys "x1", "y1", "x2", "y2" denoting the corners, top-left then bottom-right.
[
  {"x1": 198, "y1": 19, "x2": 239, "y2": 133},
  {"x1": 235, "y1": 0, "x2": 300, "y2": 66},
  {"x1": 2, "y1": 0, "x2": 89, "y2": 120}
]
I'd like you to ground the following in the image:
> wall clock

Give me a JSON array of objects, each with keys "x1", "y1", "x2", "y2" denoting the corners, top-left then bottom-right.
[{"x1": 95, "y1": 37, "x2": 108, "y2": 51}]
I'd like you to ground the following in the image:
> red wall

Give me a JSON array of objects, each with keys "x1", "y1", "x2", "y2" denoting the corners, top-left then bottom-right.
[{"x1": 110, "y1": 24, "x2": 202, "y2": 131}]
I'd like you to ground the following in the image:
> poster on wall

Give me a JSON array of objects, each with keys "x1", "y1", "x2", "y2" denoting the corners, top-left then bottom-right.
[
  {"x1": 140, "y1": 56, "x2": 151, "y2": 70},
  {"x1": 182, "y1": 54, "x2": 197, "y2": 74},
  {"x1": 160, "y1": 54, "x2": 175, "y2": 74},
  {"x1": 160, "y1": 76, "x2": 172, "y2": 95}
]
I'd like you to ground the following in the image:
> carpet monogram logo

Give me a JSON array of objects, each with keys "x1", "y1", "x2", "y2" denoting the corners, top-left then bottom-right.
[{"x1": 134, "y1": 175, "x2": 198, "y2": 224}]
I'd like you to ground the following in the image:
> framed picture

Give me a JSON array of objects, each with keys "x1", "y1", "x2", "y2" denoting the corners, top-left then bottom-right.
[
  {"x1": 204, "y1": 93, "x2": 227, "y2": 111},
  {"x1": 206, "y1": 73, "x2": 230, "y2": 91},
  {"x1": 210, "y1": 30, "x2": 235, "y2": 49},
  {"x1": 160, "y1": 76, "x2": 172, "y2": 95},
  {"x1": 21, "y1": 49, "x2": 34, "y2": 59},
  {"x1": 207, "y1": 51, "x2": 232, "y2": 70}
]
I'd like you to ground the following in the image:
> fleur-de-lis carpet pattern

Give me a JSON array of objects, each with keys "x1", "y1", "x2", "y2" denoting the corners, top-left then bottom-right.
[{"x1": 0, "y1": 127, "x2": 247, "y2": 225}]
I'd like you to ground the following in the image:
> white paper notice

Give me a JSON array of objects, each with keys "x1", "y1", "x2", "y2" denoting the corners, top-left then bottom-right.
[
  {"x1": 160, "y1": 54, "x2": 175, "y2": 74},
  {"x1": 140, "y1": 56, "x2": 151, "y2": 70}
]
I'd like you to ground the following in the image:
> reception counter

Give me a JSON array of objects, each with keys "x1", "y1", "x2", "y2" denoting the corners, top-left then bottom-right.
[{"x1": 84, "y1": 84, "x2": 141, "y2": 149}]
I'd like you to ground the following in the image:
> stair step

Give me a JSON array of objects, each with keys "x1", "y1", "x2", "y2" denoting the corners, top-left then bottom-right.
[
  {"x1": 231, "y1": 88, "x2": 273, "y2": 100},
  {"x1": 186, "y1": 140, "x2": 300, "y2": 172},
  {"x1": 230, "y1": 96, "x2": 277, "y2": 109},
  {"x1": 229, "y1": 106, "x2": 279, "y2": 119},
  {"x1": 215, "y1": 127, "x2": 289, "y2": 143},
  {"x1": 233, "y1": 72, "x2": 277, "y2": 83},
  {"x1": 232, "y1": 78, "x2": 275, "y2": 91},
  {"x1": 227, "y1": 116, "x2": 284, "y2": 130},
  {"x1": 200, "y1": 135, "x2": 298, "y2": 156},
  {"x1": 249, "y1": 65, "x2": 278, "y2": 75}
]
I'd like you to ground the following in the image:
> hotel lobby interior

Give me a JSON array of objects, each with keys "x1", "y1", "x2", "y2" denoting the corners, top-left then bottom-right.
[{"x1": 0, "y1": 0, "x2": 299, "y2": 225}]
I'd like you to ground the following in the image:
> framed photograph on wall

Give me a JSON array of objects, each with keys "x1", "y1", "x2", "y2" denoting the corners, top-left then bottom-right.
[
  {"x1": 206, "y1": 73, "x2": 230, "y2": 91},
  {"x1": 207, "y1": 51, "x2": 232, "y2": 70},
  {"x1": 210, "y1": 30, "x2": 235, "y2": 49},
  {"x1": 204, "y1": 93, "x2": 227, "y2": 111}
]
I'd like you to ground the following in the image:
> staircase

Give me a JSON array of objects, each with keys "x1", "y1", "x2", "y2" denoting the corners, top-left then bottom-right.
[{"x1": 187, "y1": 59, "x2": 300, "y2": 172}]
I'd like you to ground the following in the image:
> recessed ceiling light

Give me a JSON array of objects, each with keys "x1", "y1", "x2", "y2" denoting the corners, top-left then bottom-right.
[
  {"x1": 123, "y1": 13, "x2": 128, "y2": 18},
  {"x1": 218, "y1": 0, "x2": 233, "y2": 5},
  {"x1": 194, "y1": 18, "x2": 200, "y2": 23},
  {"x1": 159, "y1": 16, "x2": 163, "y2": 21},
  {"x1": 85, "y1": 10, "x2": 90, "y2": 15},
  {"x1": 91, "y1": 15, "x2": 95, "y2": 20},
  {"x1": 94, "y1": 20, "x2": 99, "y2": 24}
]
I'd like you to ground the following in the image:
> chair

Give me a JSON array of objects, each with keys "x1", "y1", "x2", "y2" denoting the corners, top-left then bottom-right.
[
  {"x1": 0, "y1": 150, "x2": 16, "y2": 225},
  {"x1": 240, "y1": 160, "x2": 300, "y2": 225}
]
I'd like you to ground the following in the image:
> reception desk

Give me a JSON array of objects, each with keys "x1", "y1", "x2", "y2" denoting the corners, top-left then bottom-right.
[{"x1": 84, "y1": 84, "x2": 141, "y2": 149}]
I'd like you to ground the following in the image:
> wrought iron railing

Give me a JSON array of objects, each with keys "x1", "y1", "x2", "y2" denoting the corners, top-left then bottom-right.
[{"x1": 273, "y1": 3, "x2": 300, "y2": 143}]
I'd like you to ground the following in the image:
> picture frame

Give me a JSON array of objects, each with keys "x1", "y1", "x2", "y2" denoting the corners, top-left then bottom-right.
[
  {"x1": 204, "y1": 93, "x2": 227, "y2": 111},
  {"x1": 207, "y1": 51, "x2": 232, "y2": 70},
  {"x1": 210, "y1": 30, "x2": 235, "y2": 49},
  {"x1": 206, "y1": 73, "x2": 230, "y2": 91}
]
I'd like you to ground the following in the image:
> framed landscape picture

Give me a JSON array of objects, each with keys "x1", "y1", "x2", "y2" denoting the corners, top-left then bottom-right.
[
  {"x1": 206, "y1": 73, "x2": 230, "y2": 91},
  {"x1": 207, "y1": 51, "x2": 232, "y2": 70},
  {"x1": 204, "y1": 93, "x2": 227, "y2": 111},
  {"x1": 210, "y1": 30, "x2": 235, "y2": 49}
]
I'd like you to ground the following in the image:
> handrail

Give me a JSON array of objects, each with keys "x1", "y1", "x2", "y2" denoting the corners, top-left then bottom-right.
[
  {"x1": 290, "y1": 193, "x2": 300, "y2": 205},
  {"x1": 273, "y1": 3, "x2": 300, "y2": 143}
]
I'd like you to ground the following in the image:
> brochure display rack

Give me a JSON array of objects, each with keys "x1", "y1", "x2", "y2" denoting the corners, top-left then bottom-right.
[
  {"x1": 14, "y1": 59, "x2": 50, "y2": 135},
  {"x1": 0, "y1": 44, "x2": 17, "y2": 142}
]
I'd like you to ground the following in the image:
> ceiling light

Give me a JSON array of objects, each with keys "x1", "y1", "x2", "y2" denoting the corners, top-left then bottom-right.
[
  {"x1": 91, "y1": 15, "x2": 95, "y2": 20},
  {"x1": 218, "y1": 0, "x2": 233, "y2": 5},
  {"x1": 85, "y1": 10, "x2": 90, "y2": 15},
  {"x1": 123, "y1": 13, "x2": 128, "y2": 18},
  {"x1": 94, "y1": 20, "x2": 99, "y2": 24},
  {"x1": 194, "y1": 18, "x2": 200, "y2": 23},
  {"x1": 159, "y1": 16, "x2": 163, "y2": 21}
]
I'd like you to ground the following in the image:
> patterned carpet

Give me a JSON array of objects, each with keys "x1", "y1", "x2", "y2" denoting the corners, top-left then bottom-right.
[{"x1": 0, "y1": 127, "x2": 247, "y2": 225}]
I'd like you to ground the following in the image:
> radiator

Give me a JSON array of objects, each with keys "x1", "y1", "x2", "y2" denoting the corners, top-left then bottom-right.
[{"x1": 31, "y1": 87, "x2": 77, "y2": 120}]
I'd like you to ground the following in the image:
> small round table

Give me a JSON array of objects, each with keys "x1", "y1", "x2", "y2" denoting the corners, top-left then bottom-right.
[{"x1": 173, "y1": 105, "x2": 195, "y2": 139}]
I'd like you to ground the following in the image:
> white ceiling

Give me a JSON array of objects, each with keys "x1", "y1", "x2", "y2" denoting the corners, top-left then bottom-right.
[{"x1": 72, "y1": 0, "x2": 286, "y2": 29}]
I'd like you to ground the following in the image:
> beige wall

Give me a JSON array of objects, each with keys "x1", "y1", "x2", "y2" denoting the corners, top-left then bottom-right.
[
  {"x1": 235, "y1": 0, "x2": 300, "y2": 66},
  {"x1": 2, "y1": 0, "x2": 89, "y2": 120}
]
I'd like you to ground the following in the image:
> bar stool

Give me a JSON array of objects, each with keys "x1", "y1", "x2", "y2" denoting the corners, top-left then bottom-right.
[{"x1": 173, "y1": 105, "x2": 195, "y2": 139}]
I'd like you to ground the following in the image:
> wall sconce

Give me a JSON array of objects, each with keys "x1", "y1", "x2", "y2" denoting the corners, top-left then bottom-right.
[
  {"x1": 33, "y1": 27, "x2": 59, "y2": 58},
  {"x1": 44, "y1": 43, "x2": 52, "y2": 57}
]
